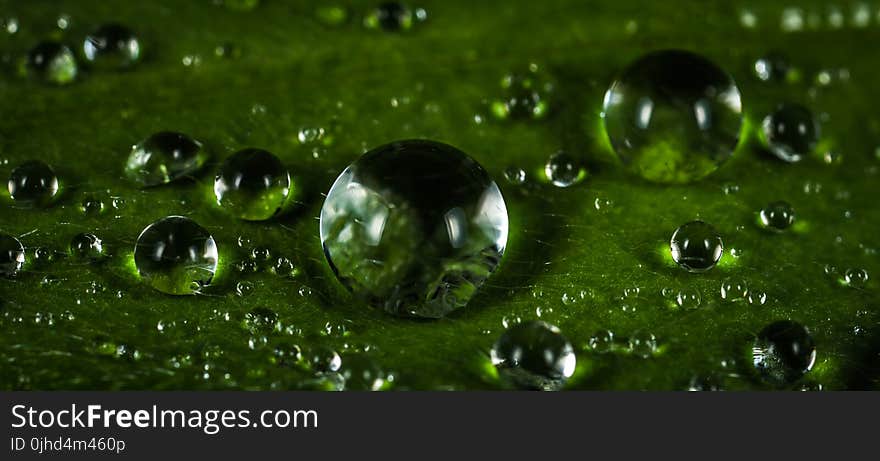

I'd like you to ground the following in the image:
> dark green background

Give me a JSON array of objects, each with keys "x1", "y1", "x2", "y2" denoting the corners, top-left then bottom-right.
[{"x1": 1, "y1": 0, "x2": 878, "y2": 390}]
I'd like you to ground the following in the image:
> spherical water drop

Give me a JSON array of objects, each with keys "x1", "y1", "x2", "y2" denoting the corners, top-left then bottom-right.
[
  {"x1": 126, "y1": 132, "x2": 206, "y2": 187},
  {"x1": 80, "y1": 196, "x2": 105, "y2": 215},
  {"x1": 759, "y1": 200, "x2": 795, "y2": 231},
  {"x1": 761, "y1": 103, "x2": 818, "y2": 163},
  {"x1": 69, "y1": 233, "x2": 103, "y2": 260},
  {"x1": 752, "y1": 320, "x2": 816, "y2": 386},
  {"x1": 310, "y1": 346, "x2": 342, "y2": 373},
  {"x1": 365, "y1": 2, "x2": 414, "y2": 31},
  {"x1": 83, "y1": 24, "x2": 140, "y2": 69},
  {"x1": 503, "y1": 166, "x2": 526, "y2": 185},
  {"x1": 603, "y1": 50, "x2": 743, "y2": 183},
  {"x1": 235, "y1": 281, "x2": 254, "y2": 297},
  {"x1": 214, "y1": 148, "x2": 290, "y2": 221},
  {"x1": 670, "y1": 220, "x2": 723, "y2": 273},
  {"x1": 754, "y1": 52, "x2": 791, "y2": 82},
  {"x1": 25, "y1": 41, "x2": 77, "y2": 85},
  {"x1": 628, "y1": 331, "x2": 658, "y2": 358},
  {"x1": 544, "y1": 151, "x2": 586, "y2": 188},
  {"x1": 491, "y1": 321, "x2": 575, "y2": 390},
  {"x1": 8, "y1": 160, "x2": 59, "y2": 207},
  {"x1": 720, "y1": 277, "x2": 749, "y2": 302},
  {"x1": 491, "y1": 64, "x2": 553, "y2": 121},
  {"x1": 843, "y1": 268, "x2": 869, "y2": 288},
  {"x1": 675, "y1": 288, "x2": 702, "y2": 309},
  {"x1": 587, "y1": 329, "x2": 614, "y2": 353},
  {"x1": 0, "y1": 233, "x2": 25, "y2": 277},
  {"x1": 320, "y1": 139, "x2": 508, "y2": 318},
  {"x1": 133, "y1": 216, "x2": 218, "y2": 295}
]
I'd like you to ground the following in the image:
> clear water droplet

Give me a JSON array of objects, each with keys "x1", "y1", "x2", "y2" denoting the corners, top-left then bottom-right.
[
  {"x1": 544, "y1": 151, "x2": 586, "y2": 187},
  {"x1": 69, "y1": 233, "x2": 104, "y2": 260},
  {"x1": 364, "y1": 2, "x2": 414, "y2": 31},
  {"x1": 134, "y1": 216, "x2": 218, "y2": 295},
  {"x1": 126, "y1": 132, "x2": 206, "y2": 187},
  {"x1": 83, "y1": 23, "x2": 140, "y2": 70},
  {"x1": 320, "y1": 140, "x2": 508, "y2": 318},
  {"x1": 752, "y1": 320, "x2": 816, "y2": 387},
  {"x1": 0, "y1": 233, "x2": 25, "y2": 277},
  {"x1": 675, "y1": 288, "x2": 702, "y2": 309},
  {"x1": 628, "y1": 331, "x2": 658, "y2": 358},
  {"x1": 603, "y1": 50, "x2": 743, "y2": 183},
  {"x1": 8, "y1": 160, "x2": 59, "y2": 207},
  {"x1": 235, "y1": 281, "x2": 254, "y2": 297},
  {"x1": 24, "y1": 41, "x2": 77, "y2": 85},
  {"x1": 490, "y1": 64, "x2": 553, "y2": 121},
  {"x1": 503, "y1": 166, "x2": 526, "y2": 185},
  {"x1": 843, "y1": 268, "x2": 869, "y2": 288},
  {"x1": 670, "y1": 220, "x2": 723, "y2": 272},
  {"x1": 491, "y1": 321, "x2": 575, "y2": 390},
  {"x1": 309, "y1": 346, "x2": 342, "y2": 373},
  {"x1": 761, "y1": 103, "x2": 818, "y2": 163},
  {"x1": 587, "y1": 329, "x2": 614, "y2": 353},
  {"x1": 720, "y1": 277, "x2": 749, "y2": 302},
  {"x1": 214, "y1": 148, "x2": 290, "y2": 221},
  {"x1": 80, "y1": 195, "x2": 105, "y2": 215},
  {"x1": 759, "y1": 200, "x2": 795, "y2": 231},
  {"x1": 754, "y1": 52, "x2": 790, "y2": 82}
]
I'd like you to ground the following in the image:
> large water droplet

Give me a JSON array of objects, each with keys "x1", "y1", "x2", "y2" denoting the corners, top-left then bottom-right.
[
  {"x1": 0, "y1": 233, "x2": 25, "y2": 277},
  {"x1": 214, "y1": 148, "x2": 290, "y2": 221},
  {"x1": 7, "y1": 160, "x2": 59, "y2": 207},
  {"x1": 320, "y1": 139, "x2": 508, "y2": 318},
  {"x1": 133, "y1": 216, "x2": 218, "y2": 295},
  {"x1": 670, "y1": 220, "x2": 723, "y2": 272},
  {"x1": 752, "y1": 320, "x2": 816, "y2": 387},
  {"x1": 603, "y1": 50, "x2": 743, "y2": 183},
  {"x1": 25, "y1": 41, "x2": 77, "y2": 85},
  {"x1": 760, "y1": 103, "x2": 818, "y2": 163},
  {"x1": 490, "y1": 320, "x2": 576, "y2": 390},
  {"x1": 125, "y1": 132, "x2": 206, "y2": 187},
  {"x1": 83, "y1": 23, "x2": 140, "y2": 70}
]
